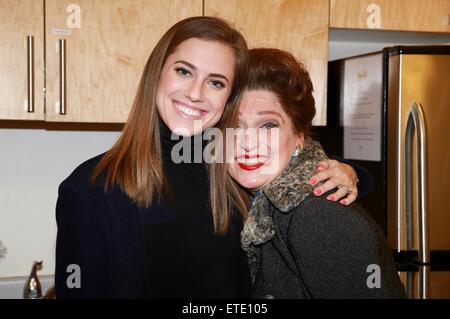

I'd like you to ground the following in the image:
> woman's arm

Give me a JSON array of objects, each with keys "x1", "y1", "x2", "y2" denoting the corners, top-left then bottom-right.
[
  {"x1": 55, "y1": 181, "x2": 111, "y2": 298},
  {"x1": 287, "y1": 197, "x2": 406, "y2": 299}
]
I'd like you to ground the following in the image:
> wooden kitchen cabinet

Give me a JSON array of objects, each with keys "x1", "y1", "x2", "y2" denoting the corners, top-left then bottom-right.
[
  {"x1": 330, "y1": 0, "x2": 450, "y2": 33},
  {"x1": 45, "y1": 0, "x2": 202, "y2": 123},
  {"x1": 205, "y1": 0, "x2": 329, "y2": 125},
  {"x1": 0, "y1": 0, "x2": 45, "y2": 120}
]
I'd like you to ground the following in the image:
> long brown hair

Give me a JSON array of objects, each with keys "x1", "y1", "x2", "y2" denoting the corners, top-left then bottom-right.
[
  {"x1": 91, "y1": 17, "x2": 248, "y2": 234},
  {"x1": 210, "y1": 48, "x2": 316, "y2": 221}
]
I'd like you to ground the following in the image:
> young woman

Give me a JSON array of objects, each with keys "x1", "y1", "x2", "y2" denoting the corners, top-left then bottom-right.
[
  {"x1": 55, "y1": 17, "x2": 359, "y2": 299},
  {"x1": 218, "y1": 48, "x2": 406, "y2": 298}
]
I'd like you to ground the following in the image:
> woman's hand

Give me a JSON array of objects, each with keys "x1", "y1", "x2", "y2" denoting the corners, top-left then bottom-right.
[{"x1": 308, "y1": 160, "x2": 358, "y2": 205}]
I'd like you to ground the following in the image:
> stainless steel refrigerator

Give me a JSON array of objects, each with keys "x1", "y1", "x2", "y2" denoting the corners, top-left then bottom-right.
[{"x1": 315, "y1": 46, "x2": 450, "y2": 299}]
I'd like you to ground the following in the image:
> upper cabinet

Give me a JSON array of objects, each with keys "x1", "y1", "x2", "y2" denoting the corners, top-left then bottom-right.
[
  {"x1": 2, "y1": 1, "x2": 448, "y2": 125},
  {"x1": 205, "y1": 0, "x2": 329, "y2": 125},
  {"x1": 0, "y1": 0, "x2": 45, "y2": 120},
  {"x1": 45, "y1": 0, "x2": 202, "y2": 123},
  {"x1": 330, "y1": 0, "x2": 450, "y2": 33}
]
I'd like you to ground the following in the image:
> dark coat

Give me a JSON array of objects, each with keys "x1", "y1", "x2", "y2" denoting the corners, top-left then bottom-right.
[
  {"x1": 55, "y1": 153, "x2": 148, "y2": 298},
  {"x1": 241, "y1": 139, "x2": 406, "y2": 299},
  {"x1": 55, "y1": 150, "x2": 250, "y2": 299}
]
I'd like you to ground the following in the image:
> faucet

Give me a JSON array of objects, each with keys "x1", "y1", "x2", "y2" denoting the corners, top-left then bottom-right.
[{"x1": 23, "y1": 261, "x2": 43, "y2": 299}]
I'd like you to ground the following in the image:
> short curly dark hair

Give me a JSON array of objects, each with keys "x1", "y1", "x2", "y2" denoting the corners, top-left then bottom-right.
[{"x1": 247, "y1": 48, "x2": 316, "y2": 137}]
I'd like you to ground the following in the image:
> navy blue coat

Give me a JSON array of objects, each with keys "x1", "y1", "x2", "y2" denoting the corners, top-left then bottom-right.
[
  {"x1": 55, "y1": 153, "x2": 148, "y2": 298},
  {"x1": 55, "y1": 151, "x2": 251, "y2": 299}
]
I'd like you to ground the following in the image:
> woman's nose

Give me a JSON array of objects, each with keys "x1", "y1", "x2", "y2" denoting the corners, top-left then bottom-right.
[
  {"x1": 184, "y1": 79, "x2": 204, "y2": 102},
  {"x1": 237, "y1": 128, "x2": 259, "y2": 153}
]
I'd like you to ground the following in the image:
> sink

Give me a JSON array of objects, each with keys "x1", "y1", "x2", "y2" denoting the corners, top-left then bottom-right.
[{"x1": 0, "y1": 275, "x2": 54, "y2": 299}]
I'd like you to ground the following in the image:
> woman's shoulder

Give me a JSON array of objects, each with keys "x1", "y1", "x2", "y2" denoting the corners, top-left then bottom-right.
[
  {"x1": 58, "y1": 152, "x2": 107, "y2": 195},
  {"x1": 289, "y1": 195, "x2": 382, "y2": 241},
  {"x1": 285, "y1": 195, "x2": 386, "y2": 270},
  {"x1": 284, "y1": 195, "x2": 404, "y2": 299}
]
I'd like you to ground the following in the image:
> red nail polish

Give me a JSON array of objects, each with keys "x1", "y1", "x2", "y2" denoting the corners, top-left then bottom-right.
[
  {"x1": 314, "y1": 189, "x2": 322, "y2": 195},
  {"x1": 310, "y1": 178, "x2": 317, "y2": 185},
  {"x1": 327, "y1": 195, "x2": 335, "y2": 201},
  {"x1": 341, "y1": 199, "x2": 347, "y2": 205}
]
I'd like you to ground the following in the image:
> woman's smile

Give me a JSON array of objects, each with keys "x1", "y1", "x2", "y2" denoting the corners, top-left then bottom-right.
[
  {"x1": 236, "y1": 154, "x2": 268, "y2": 171},
  {"x1": 172, "y1": 99, "x2": 207, "y2": 120}
]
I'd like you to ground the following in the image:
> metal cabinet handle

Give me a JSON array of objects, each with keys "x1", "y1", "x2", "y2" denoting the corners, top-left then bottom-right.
[
  {"x1": 59, "y1": 39, "x2": 66, "y2": 115},
  {"x1": 27, "y1": 36, "x2": 34, "y2": 113}
]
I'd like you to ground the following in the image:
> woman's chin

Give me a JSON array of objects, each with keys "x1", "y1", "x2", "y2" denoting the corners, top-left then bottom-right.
[
  {"x1": 168, "y1": 122, "x2": 198, "y2": 137},
  {"x1": 230, "y1": 165, "x2": 276, "y2": 192},
  {"x1": 236, "y1": 178, "x2": 266, "y2": 193}
]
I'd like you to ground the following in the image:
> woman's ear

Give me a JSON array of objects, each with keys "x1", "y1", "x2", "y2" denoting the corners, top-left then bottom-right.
[{"x1": 296, "y1": 133, "x2": 305, "y2": 149}]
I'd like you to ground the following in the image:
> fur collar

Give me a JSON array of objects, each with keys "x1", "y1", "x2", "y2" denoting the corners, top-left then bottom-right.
[
  {"x1": 241, "y1": 138, "x2": 328, "y2": 276},
  {"x1": 263, "y1": 138, "x2": 329, "y2": 213}
]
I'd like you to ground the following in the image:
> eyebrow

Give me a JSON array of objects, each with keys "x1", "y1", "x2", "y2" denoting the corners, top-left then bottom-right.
[
  {"x1": 239, "y1": 110, "x2": 285, "y2": 123},
  {"x1": 174, "y1": 60, "x2": 230, "y2": 83}
]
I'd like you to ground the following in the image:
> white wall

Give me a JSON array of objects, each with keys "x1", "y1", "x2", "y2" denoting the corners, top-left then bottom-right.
[{"x1": 0, "y1": 127, "x2": 120, "y2": 278}]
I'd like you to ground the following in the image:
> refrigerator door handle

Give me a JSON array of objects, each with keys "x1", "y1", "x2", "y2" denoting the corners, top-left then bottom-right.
[{"x1": 404, "y1": 102, "x2": 430, "y2": 298}]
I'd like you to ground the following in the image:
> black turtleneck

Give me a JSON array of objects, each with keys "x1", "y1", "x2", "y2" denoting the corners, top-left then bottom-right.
[{"x1": 140, "y1": 120, "x2": 251, "y2": 298}]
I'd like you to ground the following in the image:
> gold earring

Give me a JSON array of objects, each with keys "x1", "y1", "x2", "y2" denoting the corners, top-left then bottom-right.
[{"x1": 293, "y1": 144, "x2": 303, "y2": 156}]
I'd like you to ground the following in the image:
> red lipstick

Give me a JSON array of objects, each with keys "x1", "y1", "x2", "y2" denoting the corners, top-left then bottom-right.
[
  {"x1": 237, "y1": 154, "x2": 266, "y2": 171},
  {"x1": 238, "y1": 162, "x2": 264, "y2": 171}
]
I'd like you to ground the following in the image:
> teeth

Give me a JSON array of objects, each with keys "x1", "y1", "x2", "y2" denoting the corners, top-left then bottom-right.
[{"x1": 175, "y1": 102, "x2": 202, "y2": 117}]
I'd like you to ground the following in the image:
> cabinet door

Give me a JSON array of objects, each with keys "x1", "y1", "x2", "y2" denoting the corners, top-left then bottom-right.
[
  {"x1": 0, "y1": 0, "x2": 44, "y2": 120},
  {"x1": 330, "y1": 0, "x2": 450, "y2": 33},
  {"x1": 205, "y1": 0, "x2": 329, "y2": 125},
  {"x1": 45, "y1": 0, "x2": 202, "y2": 123}
]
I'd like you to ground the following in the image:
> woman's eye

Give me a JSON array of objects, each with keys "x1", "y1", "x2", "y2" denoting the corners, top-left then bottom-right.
[
  {"x1": 175, "y1": 67, "x2": 191, "y2": 77},
  {"x1": 234, "y1": 125, "x2": 245, "y2": 135},
  {"x1": 261, "y1": 122, "x2": 279, "y2": 129},
  {"x1": 209, "y1": 80, "x2": 225, "y2": 89}
]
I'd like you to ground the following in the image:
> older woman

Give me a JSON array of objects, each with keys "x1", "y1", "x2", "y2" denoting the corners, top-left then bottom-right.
[{"x1": 213, "y1": 48, "x2": 406, "y2": 298}]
